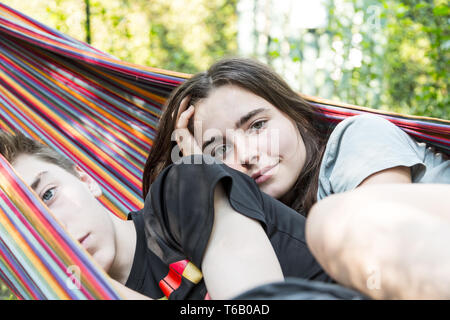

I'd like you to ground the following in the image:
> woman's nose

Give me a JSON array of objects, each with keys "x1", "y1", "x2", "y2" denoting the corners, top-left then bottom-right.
[{"x1": 233, "y1": 135, "x2": 260, "y2": 173}]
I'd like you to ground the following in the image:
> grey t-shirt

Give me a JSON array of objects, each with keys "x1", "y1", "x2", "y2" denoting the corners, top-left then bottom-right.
[{"x1": 318, "y1": 114, "x2": 450, "y2": 201}]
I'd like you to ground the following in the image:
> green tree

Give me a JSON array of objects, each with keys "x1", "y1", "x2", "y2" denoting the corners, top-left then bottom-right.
[
  {"x1": 325, "y1": 0, "x2": 448, "y2": 119},
  {"x1": 382, "y1": 0, "x2": 449, "y2": 118},
  {"x1": 1, "y1": 0, "x2": 237, "y2": 74}
]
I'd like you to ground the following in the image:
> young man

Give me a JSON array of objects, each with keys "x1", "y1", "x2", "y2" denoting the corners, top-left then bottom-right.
[{"x1": 0, "y1": 131, "x2": 343, "y2": 300}]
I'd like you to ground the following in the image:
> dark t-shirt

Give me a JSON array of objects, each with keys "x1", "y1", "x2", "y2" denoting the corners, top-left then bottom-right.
[
  {"x1": 125, "y1": 154, "x2": 333, "y2": 300},
  {"x1": 233, "y1": 277, "x2": 366, "y2": 300},
  {"x1": 125, "y1": 211, "x2": 207, "y2": 299}
]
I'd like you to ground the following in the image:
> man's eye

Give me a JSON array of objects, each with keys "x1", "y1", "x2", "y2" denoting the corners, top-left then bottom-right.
[{"x1": 42, "y1": 187, "x2": 56, "y2": 203}]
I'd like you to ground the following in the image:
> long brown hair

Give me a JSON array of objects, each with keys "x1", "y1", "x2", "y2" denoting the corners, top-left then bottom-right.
[{"x1": 142, "y1": 57, "x2": 329, "y2": 214}]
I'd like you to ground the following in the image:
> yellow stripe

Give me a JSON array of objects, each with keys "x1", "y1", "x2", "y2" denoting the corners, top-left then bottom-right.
[
  {"x1": 0, "y1": 69, "x2": 143, "y2": 208},
  {"x1": 0, "y1": 189, "x2": 70, "y2": 299},
  {"x1": 181, "y1": 262, "x2": 203, "y2": 284},
  {"x1": 90, "y1": 66, "x2": 169, "y2": 107},
  {"x1": 28, "y1": 51, "x2": 152, "y2": 157}
]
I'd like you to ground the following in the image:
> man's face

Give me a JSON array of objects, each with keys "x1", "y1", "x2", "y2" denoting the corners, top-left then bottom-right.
[{"x1": 13, "y1": 154, "x2": 117, "y2": 273}]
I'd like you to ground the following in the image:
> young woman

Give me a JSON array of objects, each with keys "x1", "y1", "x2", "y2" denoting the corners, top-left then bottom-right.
[{"x1": 143, "y1": 57, "x2": 450, "y2": 299}]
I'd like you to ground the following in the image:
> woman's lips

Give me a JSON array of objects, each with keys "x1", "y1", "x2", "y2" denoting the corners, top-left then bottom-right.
[{"x1": 254, "y1": 163, "x2": 278, "y2": 184}]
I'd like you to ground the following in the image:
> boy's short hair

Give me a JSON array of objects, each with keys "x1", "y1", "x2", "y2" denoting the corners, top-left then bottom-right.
[{"x1": 0, "y1": 130, "x2": 77, "y2": 176}]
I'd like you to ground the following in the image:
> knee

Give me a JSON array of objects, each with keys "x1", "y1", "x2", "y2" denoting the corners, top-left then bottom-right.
[
  {"x1": 305, "y1": 188, "x2": 388, "y2": 267},
  {"x1": 156, "y1": 154, "x2": 227, "y2": 199},
  {"x1": 306, "y1": 192, "x2": 357, "y2": 263},
  {"x1": 159, "y1": 153, "x2": 262, "y2": 213},
  {"x1": 174, "y1": 154, "x2": 221, "y2": 167},
  {"x1": 164, "y1": 154, "x2": 222, "y2": 184}
]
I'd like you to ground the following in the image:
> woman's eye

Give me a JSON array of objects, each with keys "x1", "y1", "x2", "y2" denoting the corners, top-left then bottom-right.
[
  {"x1": 250, "y1": 120, "x2": 267, "y2": 131},
  {"x1": 212, "y1": 144, "x2": 229, "y2": 158},
  {"x1": 41, "y1": 187, "x2": 56, "y2": 203}
]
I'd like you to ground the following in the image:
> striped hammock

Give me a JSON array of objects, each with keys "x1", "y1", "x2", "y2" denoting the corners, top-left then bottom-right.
[{"x1": 0, "y1": 3, "x2": 449, "y2": 300}]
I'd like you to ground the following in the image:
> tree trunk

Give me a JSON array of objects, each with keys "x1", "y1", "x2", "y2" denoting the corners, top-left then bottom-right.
[{"x1": 85, "y1": 0, "x2": 91, "y2": 44}]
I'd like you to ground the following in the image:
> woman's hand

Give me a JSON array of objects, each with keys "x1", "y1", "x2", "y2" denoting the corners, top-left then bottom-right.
[{"x1": 172, "y1": 96, "x2": 202, "y2": 157}]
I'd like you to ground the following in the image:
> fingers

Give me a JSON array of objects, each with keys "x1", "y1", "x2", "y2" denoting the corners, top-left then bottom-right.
[
  {"x1": 176, "y1": 105, "x2": 194, "y2": 129},
  {"x1": 173, "y1": 99, "x2": 202, "y2": 156}
]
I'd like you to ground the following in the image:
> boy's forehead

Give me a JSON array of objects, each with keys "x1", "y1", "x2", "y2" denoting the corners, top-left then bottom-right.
[{"x1": 12, "y1": 154, "x2": 63, "y2": 186}]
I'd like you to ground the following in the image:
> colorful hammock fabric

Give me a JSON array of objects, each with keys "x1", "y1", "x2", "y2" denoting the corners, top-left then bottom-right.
[
  {"x1": 0, "y1": 3, "x2": 448, "y2": 300},
  {"x1": 0, "y1": 3, "x2": 188, "y2": 300}
]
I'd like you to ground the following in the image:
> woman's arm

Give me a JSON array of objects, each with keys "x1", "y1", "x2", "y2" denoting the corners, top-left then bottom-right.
[
  {"x1": 306, "y1": 171, "x2": 450, "y2": 299},
  {"x1": 201, "y1": 182, "x2": 284, "y2": 300},
  {"x1": 109, "y1": 278, "x2": 152, "y2": 300}
]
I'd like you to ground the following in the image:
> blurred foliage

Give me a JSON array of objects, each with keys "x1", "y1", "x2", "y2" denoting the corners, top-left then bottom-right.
[
  {"x1": 0, "y1": 282, "x2": 16, "y2": 300},
  {"x1": 245, "y1": 0, "x2": 448, "y2": 119},
  {"x1": 324, "y1": 0, "x2": 448, "y2": 119},
  {"x1": 382, "y1": 0, "x2": 449, "y2": 118},
  {"x1": 2, "y1": 0, "x2": 238, "y2": 74}
]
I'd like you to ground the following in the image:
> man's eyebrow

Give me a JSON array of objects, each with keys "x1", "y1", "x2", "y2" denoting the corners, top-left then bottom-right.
[
  {"x1": 30, "y1": 171, "x2": 47, "y2": 191},
  {"x1": 202, "y1": 107, "x2": 268, "y2": 151}
]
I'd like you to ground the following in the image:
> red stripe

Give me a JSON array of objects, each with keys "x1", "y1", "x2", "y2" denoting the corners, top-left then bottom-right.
[
  {"x1": 0, "y1": 236, "x2": 38, "y2": 299},
  {"x1": 169, "y1": 260, "x2": 189, "y2": 276},
  {"x1": 159, "y1": 268, "x2": 183, "y2": 298}
]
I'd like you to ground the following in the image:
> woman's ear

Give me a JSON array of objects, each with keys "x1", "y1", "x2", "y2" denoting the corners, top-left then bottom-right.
[{"x1": 74, "y1": 165, "x2": 102, "y2": 197}]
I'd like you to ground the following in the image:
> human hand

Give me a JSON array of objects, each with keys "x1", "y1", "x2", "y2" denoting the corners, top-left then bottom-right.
[{"x1": 172, "y1": 96, "x2": 202, "y2": 157}]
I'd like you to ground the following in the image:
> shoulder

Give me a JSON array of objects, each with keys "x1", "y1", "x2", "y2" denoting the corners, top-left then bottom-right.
[
  {"x1": 324, "y1": 114, "x2": 404, "y2": 160},
  {"x1": 325, "y1": 114, "x2": 415, "y2": 156},
  {"x1": 317, "y1": 114, "x2": 425, "y2": 199},
  {"x1": 329, "y1": 114, "x2": 399, "y2": 140}
]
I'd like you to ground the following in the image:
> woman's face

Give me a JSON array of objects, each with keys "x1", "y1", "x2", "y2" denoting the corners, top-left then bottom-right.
[{"x1": 192, "y1": 84, "x2": 306, "y2": 199}]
